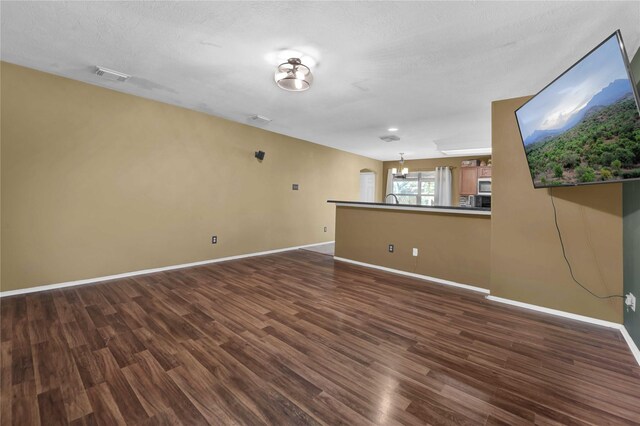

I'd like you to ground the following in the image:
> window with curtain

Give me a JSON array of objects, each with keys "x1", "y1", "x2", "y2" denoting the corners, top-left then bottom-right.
[{"x1": 392, "y1": 171, "x2": 436, "y2": 205}]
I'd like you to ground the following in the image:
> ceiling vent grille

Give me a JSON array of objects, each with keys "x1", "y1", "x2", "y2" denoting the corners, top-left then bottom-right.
[
  {"x1": 248, "y1": 115, "x2": 272, "y2": 125},
  {"x1": 95, "y1": 66, "x2": 130, "y2": 82},
  {"x1": 379, "y1": 135, "x2": 400, "y2": 142}
]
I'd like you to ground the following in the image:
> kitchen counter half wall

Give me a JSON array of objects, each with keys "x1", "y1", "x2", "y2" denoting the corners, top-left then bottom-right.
[
  {"x1": 328, "y1": 200, "x2": 491, "y2": 216},
  {"x1": 332, "y1": 204, "x2": 491, "y2": 290}
]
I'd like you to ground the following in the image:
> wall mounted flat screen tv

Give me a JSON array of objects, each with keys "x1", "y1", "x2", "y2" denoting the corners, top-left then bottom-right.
[{"x1": 515, "y1": 31, "x2": 640, "y2": 188}]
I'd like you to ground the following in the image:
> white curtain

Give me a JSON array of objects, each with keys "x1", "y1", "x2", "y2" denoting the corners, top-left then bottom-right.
[
  {"x1": 385, "y1": 169, "x2": 394, "y2": 202},
  {"x1": 434, "y1": 166, "x2": 452, "y2": 206}
]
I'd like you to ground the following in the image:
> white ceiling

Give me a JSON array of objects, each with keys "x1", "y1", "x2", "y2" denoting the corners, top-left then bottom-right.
[{"x1": 2, "y1": 1, "x2": 639, "y2": 161}]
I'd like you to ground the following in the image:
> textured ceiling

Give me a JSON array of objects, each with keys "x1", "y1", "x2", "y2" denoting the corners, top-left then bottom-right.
[{"x1": 2, "y1": 1, "x2": 639, "y2": 161}]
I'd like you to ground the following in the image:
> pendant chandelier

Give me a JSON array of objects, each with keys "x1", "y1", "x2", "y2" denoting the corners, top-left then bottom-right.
[
  {"x1": 274, "y1": 58, "x2": 313, "y2": 92},
  {"x1": 391, "y1": 153, "x2": 409, "y2": 178}
]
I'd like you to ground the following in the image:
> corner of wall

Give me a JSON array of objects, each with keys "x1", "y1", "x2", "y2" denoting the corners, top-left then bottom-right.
[
  {"x1": 623, "y1": 181, "x2": 640, "y2": 347},
  {"x1": 622, "y1": 47, "x2": 640, "y2": 347}
]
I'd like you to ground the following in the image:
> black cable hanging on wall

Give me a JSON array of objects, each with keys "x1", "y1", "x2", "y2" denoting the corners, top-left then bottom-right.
[{"x1": 549, "y1": 187, "x2": 624, "y2": 300}]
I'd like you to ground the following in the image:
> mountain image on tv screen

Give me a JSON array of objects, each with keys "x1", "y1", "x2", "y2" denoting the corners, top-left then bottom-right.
[{"x1": 515, "y1": 31, "x2": 640, "y2": 188}]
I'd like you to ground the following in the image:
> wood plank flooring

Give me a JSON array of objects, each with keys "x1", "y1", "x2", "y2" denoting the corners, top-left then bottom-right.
[{"x1": 2, "y1": 250, "x2": 640, "y2": 425}]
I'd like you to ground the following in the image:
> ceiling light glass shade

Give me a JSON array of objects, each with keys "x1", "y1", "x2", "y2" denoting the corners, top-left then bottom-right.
[
  {"x1": 392, "y1": 153, "x2": 409, "y2": 178},
  {"x1": 275, "y1": 58, "x2": 313, "y2": 91}
]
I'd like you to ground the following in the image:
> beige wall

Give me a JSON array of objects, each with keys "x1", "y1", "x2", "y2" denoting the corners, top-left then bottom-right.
[
  {"x1": 0, "y1": 62, "x2": 382, "y2": 292},
  {"x1": 335, "y1": 207, "x2": 491, "y2": 289},
  {"x1": 491, "y1": 96, "x2": 623, "y2": 323},
  {"x1": 382, "y1": 156, "x2": 491, "y2": 204}
]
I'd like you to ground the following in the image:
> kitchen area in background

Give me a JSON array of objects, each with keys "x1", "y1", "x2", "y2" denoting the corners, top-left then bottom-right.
[
  {"x1": 458, "y1": 158, "x2": 492, "y2": 209},
  {"x1": 334, "y1": 155, "x2": 493, "y2": 288},
  {"x1": 380, "y1": 155, "x2": 492, "y2": 209}
]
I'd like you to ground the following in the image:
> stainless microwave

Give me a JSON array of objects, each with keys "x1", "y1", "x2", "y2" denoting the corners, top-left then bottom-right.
[{"x1": 478, "y1": 178, "x2": 492, "y2": 196}]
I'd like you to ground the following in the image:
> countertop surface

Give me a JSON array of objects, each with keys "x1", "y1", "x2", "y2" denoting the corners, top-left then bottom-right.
[{"x1": 327, "y1": 200, "x2": 491, "y2": 216}]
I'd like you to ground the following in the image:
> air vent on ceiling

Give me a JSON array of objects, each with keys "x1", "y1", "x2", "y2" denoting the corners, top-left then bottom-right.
[
  {"x1": 248, "y1": 115, "x2": 272, "y2": 125},
  {"x1": 95, "y1": 66, "x2": 130, "y2": 82},
  {"x1": 379, "y1": 135, "x2": 400, "y2": 142}
]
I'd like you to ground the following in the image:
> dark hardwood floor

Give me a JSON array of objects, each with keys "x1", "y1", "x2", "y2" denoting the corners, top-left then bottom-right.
[{"x1": 2, "y1": 250, "x2": 640, "y2": 425}]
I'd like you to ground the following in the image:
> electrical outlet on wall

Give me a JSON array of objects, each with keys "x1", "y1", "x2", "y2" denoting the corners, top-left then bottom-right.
[
  {"x1": 324, "y1": 226, "x2": 327, "y2": 232},
  {"x1": 211, "y1": 235, "x2": 218, "y2": 244},
  {"x1": 625, "y1": 293, "x2": 636, "y2": 312},
  {"x1": 412, "y1": 248, "x2": 419, "y2": 257},
  {"x1": 388, "y1": 244, "x2": 394, "y2": 253}
]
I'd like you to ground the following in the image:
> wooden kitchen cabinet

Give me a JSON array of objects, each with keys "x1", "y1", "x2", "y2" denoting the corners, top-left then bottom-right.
[
  {"x1": 479, "y1": 167, "x2": 492, "y2": 178},
  {"x1": 460, "y1": 167, "x2": 478, "y2": 195}
]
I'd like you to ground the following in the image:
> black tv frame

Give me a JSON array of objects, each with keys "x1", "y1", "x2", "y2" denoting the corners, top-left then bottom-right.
[{"x1": 514, "y1": 30, "x2": 640, "y2": 189}]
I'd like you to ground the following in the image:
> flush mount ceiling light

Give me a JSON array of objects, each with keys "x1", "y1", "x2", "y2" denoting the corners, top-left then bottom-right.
[
  {"x1": 387, "y1": 127, "x2": 399, "y2": 132},
  {"x1": 265, "y1": 49, "x2": 317, "y2": 68},
  {"x1": 275, "y1": 58, "x2": 313, "y2": 92}
]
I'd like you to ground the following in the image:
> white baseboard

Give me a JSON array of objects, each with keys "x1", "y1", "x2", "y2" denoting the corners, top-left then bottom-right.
[
  {"x1": 329, "y1": 261, "x2": 640, "y2": 366},
  {"x1": 332, "y1": 256, "x2": 490, "y2": 294},
  {"x1": 485, "y1": 295, "x2": 622, "y2": 329},
  {"x1": 620, "y1": 325, "x2": 640, "y2": 366},
  {"x1": 486, "y1": 295, "x2": 640, "y2": 366},
  {"x1": 0, "y1": 241, "x2": 335, "y2": 298}
]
